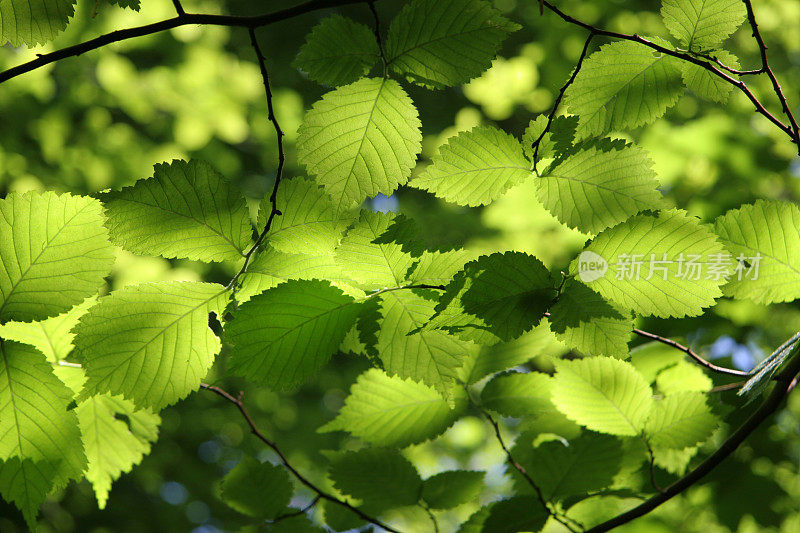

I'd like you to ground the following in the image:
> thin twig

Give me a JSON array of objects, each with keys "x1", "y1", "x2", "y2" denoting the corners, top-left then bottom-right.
[
  {"x1": 170, "y1": 0, "x2": 185, "y2": 17},
  {"x1": 631, "y1": 328, "x2": 749, "y2": 377},
  {"x1": 678, "y1": 48, "x2": 762, "y2": 76},
  {"x1": 0, "y1": 0, "x2": 375, "y2": 84},
  {"x1": 470, "y1": 391, "x2": 582, "y2": 533},
  {"x1": 367, "y1": 1, "x2": 388, "y2": 77},
  {"x1": 741, "y1": 0, "x2": 800, "y2": 145},
  {"x1": 584, "y1": 344, "x2": 800, "y2": 532},
  {"x1": 709, "y1": 381, "x2": 744, "y2": 393},
  {"x1": 531, "y1": 32, "x2": 594, "y2": 174},
  {"x1": 265, "y1": 496, "x2": 321, "y2": 524},
  {"x1": 642, "y1": 438, "x2": 665, "y2": 494},
  {"x1": 227, "y1": 28, "x2": 286, "y2": 292},
  {"x1": 540, "y1": 1, "x2": 797, "y2": 145},
  {"x1": 200, "y1": 384, "x2": 401, "y2": 533}
]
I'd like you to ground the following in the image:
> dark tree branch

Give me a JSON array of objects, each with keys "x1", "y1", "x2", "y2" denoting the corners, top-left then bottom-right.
[
  {"x1": 170, "y1": 0, "x2": 186, "y2": 17},
  {"x1": 0, "y1": 0, "x2": 374, "y2": 84},
  {"x1": 531, "y1": 32, "x2": 594, "y2": 173},
  {"x1": 540, "y1": 1, "x2": 798, "y2": 145},
  {"x1": 227, "y1": 28, "x2": 285, "y2": 292},
  {"x1": 741, "y1": 0, "x2": 800, "y2": 144},
  {"x1": 200, "y1": 384, "x2": 401, "y2": 533},
  {"x1": 585, "y1": 344, "x2": 800, "y2": 532}
]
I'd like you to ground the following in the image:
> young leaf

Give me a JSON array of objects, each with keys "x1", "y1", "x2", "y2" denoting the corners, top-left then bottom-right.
[
  {"x1": 227, "y1": 280, "x2": 362, "y2": 390},
  {"x1": 511, "y1": 432, "x2": 625, "y2": 501},
  {"x1": 645, "y1": 391, "x2": 717, "y2": 449},
  {"x1": 220, "y1": 456, "x2": 292, "y2": 519},
  {"x1": 714, "y1": 200, "x2": 800, "y2": 304},
  {"x1": 655, "y1": 360, "x2": 712, "y2": 394},
  {"x1": 421, "y1": 470, "x2": 485, "y2": 510},
  {"x1": 629, "y1": 341, "x2": 685, "y2": 383},
  {"x1": 320, "y1": 368, "x2": 465, "y2": 447},
  {"x1": 258, "y1": 176, "x2": 356, "y2": 255},
  {"x1": 334, "y1": 211, "x2": 418, "y2": 290},
  {"x1": 661, "y1": 0, "x2": 746, "y2": 51},
  {"x1": 537, "y1": 143, "x2": 663, "y2": 234},
  {"x1": 0, "y1": 297, "x2": 95, "y2": 362},
  {"x1": 73, "y1": 282, "x2": 229, "y2": 409},
  {"x1": 679, "y1": 50, "x2": 739, "y2": 102},
  {"x1": 552, "y1": 356, "x2": 653, "y2": 436},
  {"x1": 0, "y1": 340, "x2": 86, "y2": 492},
  {"x1": 480, "y1": 372, "x2": 555, "y2": 418},
  {"x1": 78, "y1": 394, "x2": 161, "y2": 509},
  {"x1": 410, "y1": 126, "x2": 531, "y2": 206},
  {"x1": 0, "y1": 0, "x2": 76, "y2": 47},
  {"x1": 548, "y1": 279, "x2": 633, "y2": 358},
  {"x1": 385, "y1": 0, "x2": 520, "y2": 89},
  {"x1": 573, "y1": 209, "x2": 731, "y2": 318},
  {"x1": 293, "y1": 14, "x2": 380, "y2": 87},
  {"x1": 100, "y1": 159, "x2": 252, "y2": 263},
  {"x1": 376, "y1": 289, "x2": 475, "y2": 397},
  {"x1": 0, "y1": 191, "x2": 114, "y2": 324},
  {"x1": 563, "y1": 41, "x2": 683, "y2": 139},
  {"x1": 328, "y1": 448, "x2": 422, "y2": 509},
  {"x1": 427, "y1": 251, "x2": 556, "y2": 342},
  {"x1": 296, "y1": 78, "x2": 422, "y2": 209}
]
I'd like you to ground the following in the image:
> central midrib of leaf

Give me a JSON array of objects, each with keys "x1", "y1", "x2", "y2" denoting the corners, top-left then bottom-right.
[
  {"x1": 574, "y1": 370, "x2": 639, "y2": 434},
  {"x1": 342, "y1": 79, "x2": 386, "y2": 210},
  {"x1": 387, "y1": 24, "x2": 503, "y2": 65}
]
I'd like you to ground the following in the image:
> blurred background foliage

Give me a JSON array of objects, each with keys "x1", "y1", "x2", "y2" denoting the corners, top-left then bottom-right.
[{"x1": 1, "y1": 0, "x2": 800, "y2": 531}]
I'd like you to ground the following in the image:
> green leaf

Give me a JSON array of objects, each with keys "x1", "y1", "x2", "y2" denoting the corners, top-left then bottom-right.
[
  {"x1": 78, "y1": 393, "x2": 161, "y2": 508},
  {"x1": 572, "y1": 209, "x2": 731, "y2": 318},
  {"x1": 0, "y1": 340, "x2": 86, "y2": 495},
  {"x1": 0, "y1": 0, "x2": 76, "y2": 47},
  {"x1": 679, "y1": 50, "x2": 739, "y2": 102},
  {"x1": 523, "y1": 115, "x2": 579, "y2": 162},
  {"x1": 511, "y1": 432, "x2": 625, "y2": 501},
  {"x1": 293, "y1": 14, "x2": 379, "y2": 87},
  {"x1": 376, "y1": 289, "x2": 475, "y2": 397},
  {"x1": 410, "y1": 126, "x2": 531, "y2": 206},
  {"x1": 655, "y1": 361, "x2": 712, "y2": 394},
  {"x1": 459, "y1": 323, "x2": 564, "y2": 384},
  {"x1": 320, "y1": 368, "x2": 465, "y2": 447},
  {"x1": 328, "y1": 448, "x2": 422, "y2": 509},
  {"x1": 0, "y1": 191, "x2": 114, "y2": 324},
  {"x1": 427, "y1": 251, "x2": 556, "y2": 342},
  {"x1": 552, "y1": 356, "x2": 653, "y2": 436},
  {"x1": 258, "y1": 176, "x2": 356, "y2": 255},
  {"x1": 563, "y1": 41, "x2": 683, "y2": 139},
  {"x1": 74, "y1": 282, "x2": 229, "y2": 409},
  {"x1": 297, "y1": 78, "x2": 422, "y2": 209},
  {"x1": 237, "y1": 246, "x2": 353, "y2": 303},
  {"x1": 100, "y1": 159, "x2": 252, "y2": 263},
  {"x1": 548, "y1": 279, "x2": 633, "y2": 358},
  {"x1": 104, "y1": 0, "x2": 139, "y2": 10},
  {"x1": 482, "y1": 496, "x2": 549, "y2": 533},
  {"x1": 0, "y1": 297, "x2": 95, "y2": 362},
  {"x1": 661, "y1": 0, "x2": 746, "y2": 50},
  {"x1": 385, "y1": 0, "x2": 520, "y2": 89},
  {"x1": 0, "y1": 457, "x2": 53, "y2": 528},
  {"x1": 714, "y1": 200, "x2": 800, "y2": 304},
  {"x1": 220, "y1": 456, "x2": 293, "y2": 519},
  {"x1": 645, "y1": 391, "x2": 717, "y2": 449},
  {"x1": 537, "y1": 142, "x2": 663, "y2": 234},
  {"x1": 335, "y1": 211, "x2": 418, "y2": 290},
  {"x1": 629, "y1": 341, "x2": 686, "y2": 383},
  {"x1": 480, "y1": 372, "x2": 555, "y2": 418},
  {"x1": 421, "y1": 470, "x2": 485, "y2": 509},
  {"x1": 407, "y1": 249, "x2": 474, "y2": 286},
  {"x1": 227, "y1": 280, "x2": 362, "y2": 390}
]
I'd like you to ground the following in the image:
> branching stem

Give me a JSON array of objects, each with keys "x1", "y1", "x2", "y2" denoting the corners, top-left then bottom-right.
[{"x1": 200, "y1": 383, "x2": 401, "y2": 533}]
